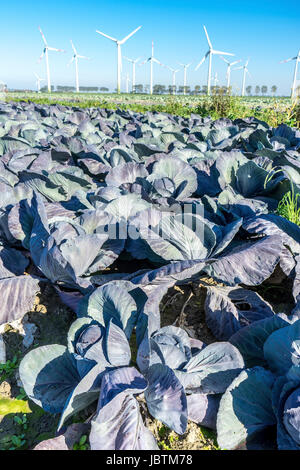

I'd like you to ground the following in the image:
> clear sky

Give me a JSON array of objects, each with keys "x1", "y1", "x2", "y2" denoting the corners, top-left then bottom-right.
[{"x1": 0, "y1": 0, "x2": 299, "y2": 95}]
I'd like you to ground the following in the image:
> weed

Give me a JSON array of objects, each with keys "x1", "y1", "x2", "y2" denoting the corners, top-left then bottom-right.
[
  {"x1": 73, "y1": 435, "x2": 89, "y2": 450},
  {"x1": 264, "y1": 167, "x2": 300, "y2": 226},
  {"x1": 16, "y1": 388, "x2": 27, "y2": 400},
  {"x1": 14, "y1": 414, "x2": 28, "y2": 431},
  {"x1": 8, "y1": 434, "x2": 26, "y2": 450},
  {"x1": 0, "y1": 354, "x2": 20, "y2": 381},
  {"x1": 277, "y1": 190, "x2": 300, "y2": 225}
]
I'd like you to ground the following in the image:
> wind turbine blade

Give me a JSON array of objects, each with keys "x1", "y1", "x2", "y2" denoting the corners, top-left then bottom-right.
[
  {"x1": 38, "y1": 50, "x2": 45, "y2": 63},
  {"x1": 233, "y1": 66, "x2": 243, "y2": 70},
  {"x1": 96, "y1": 30, "x2": 117, "y2": 42},
  {"x1": 67, "y1": 57, "x2": 74, "y2": 66},
  {"x1": 34, "y1": 72, "x2": 39, "y2": 79},
  {"x1": 123, "y1": 56, "x2": 133, "y2": 62},
  {"x1": 70, "y1": 40, "x2": 77, "y2": 54},
  {"x1": 120, "y1": 25, "x2": 142, "y2": 44},
  {"x1": 212, "y1": 50, "x2": 234, "y2": 56},
  {"x1": 203, "y1": 25, "x2": 212, "y2": 49},
  {"x1": 38, "y1": 26, "x2": 47, "y2": 45},
  {"x1": 280, "y1": 57, "x2": 297, "y2": 63},
  {"x1": 139, "y1": 58, "x2": 150, "y2": 66},
  {"x1": 245, "y1": 59, "x2": 249, "y2": 67},
  {"x1": 246, "y1": 69, "x2": 252, "y2": 78},
  {"x1": 152, "y1": 57, "x2": 167, "y2": 68},
  {"x1": 230, "y1": 59, "x2": 241, "y2": 66},
  {"x1": 219, "y1": 55, "x2": 230, "y2": 64},
  {"x1": 77, "y1": 55, "x2": 90, "y2": 60},
  {"x1": 48, "y1": 47, "x2": 65, "y2": 52},
  {"x1": 195, "y1": 51, "x2": 209, "y2": 70}
]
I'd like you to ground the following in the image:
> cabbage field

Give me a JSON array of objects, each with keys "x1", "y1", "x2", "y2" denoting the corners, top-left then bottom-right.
[{"x1": 0, "y1": 99, "x2": 300, "y2": 451}]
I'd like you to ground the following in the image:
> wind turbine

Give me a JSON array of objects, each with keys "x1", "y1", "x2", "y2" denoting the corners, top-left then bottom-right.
[
  {"x1": 96, "y1": 26, "x2": 142, "y2": 94},
  {"x1": 195, "y1": 25, "x2": 234, "y2": 95},
  {"x1": 139, "y1": 41, "x2": 166, "y2": 95},
  {"x1": 213, "y1": 72, "x2": 219, "y2": 88},
  {"x1": 166, "y1": 66, "x2": 179, "y2": 94},
  {"x1": 219, "y1": 56, "x2": 241, "y2": 91},
  {"x1": 123, "y1": 73, "x2": 131, "y2": 93},
  {"x1": 178, "y1": 62, "x2": 191, "y2": 94},
  {"x1": 280, "y1": 50, "x2": 300, "y2": 99},
  {"x1": 234, "y1": 59, "x2": 251, "y2": 96},
  {"x1": 123, "y1": 56, "x2": 140, "y2": 93},
  {"x1": 34, "y1": 73, "x2": 45, "y2": 93},
  {"x1": 68, "y1": 40, "x2": 90, "y2": 93},
  {"x1": 38, "y1": 26, "x2": 65, "y2": 93}
]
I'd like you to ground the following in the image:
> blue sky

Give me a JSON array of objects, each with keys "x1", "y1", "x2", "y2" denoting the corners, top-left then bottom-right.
[{"x1": 0, "y1": 0, "x2": 299, "y2": 94}]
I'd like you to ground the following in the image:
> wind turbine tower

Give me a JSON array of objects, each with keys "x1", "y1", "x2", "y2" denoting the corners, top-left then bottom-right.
[
  {"x1": 68, "y1": 40, "x2": 90, "y2": 93},
  {"x1": 38, "y1": 26, "x2": 65, "y2": 93},
  {"x1": 124, "y1": 56, "x2": 140, "y2": 93},
  {"x1": 96, "y1": 26, "x2": 142, "y2": 94},
  {"x1": 195, "y1": 25, "x2": 234, "y2": 95},
  {"x1": 234, "y1": 59, "x2": 251, "y2": 96},
  {"x1": 167, "y1": 66, "x2": 179, "y2": 94},
  {"x1": 34, "y1": 73, "x2": 45, "y2": 93},
  {"x1": 219, "y1": 56, "x2": 241, "y2": 91},
  {"x1": 280, "y1": 50, "x2": 300, "y2": 99},
  {"x1": 178, "y1": 62, "x2": 191, "y2": 95},
  {"x1": 139, "y1": 41, "x2": 166, "y2": 95}
]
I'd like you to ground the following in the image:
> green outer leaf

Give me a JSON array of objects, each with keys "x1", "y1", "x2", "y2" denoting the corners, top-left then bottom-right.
[{"x1": 0, "y1": 398, "x2": 31, "y2": 416}]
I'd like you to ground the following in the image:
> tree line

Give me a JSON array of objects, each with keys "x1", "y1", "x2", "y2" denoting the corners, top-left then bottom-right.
[
  {"x1": 40, "y1": 85, "x2": 110, "y2": 93},
  {"x1": 35, "y1": 84, "x2": 281, "y2": 96},
  {"x1": 131, "y1": 84, "x2": 280, "y2": 95}
]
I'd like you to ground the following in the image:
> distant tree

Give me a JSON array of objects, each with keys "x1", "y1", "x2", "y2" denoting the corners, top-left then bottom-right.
[
  {"x1": 255, "y1": 85, "x2": 260, "y2": 95},
  {"x1": 153, "y1": 84, "x2": 166, "y2": 94},
  {"x1": 184, "y1": 86, "x2": 191, "y2": 95},
  {"x1": 133, "y1": 84, "x2": 143, "y2": 93},
  {"x1": 218, "y1": 86, "x2": 227, "y2": 95},
  {"x1": 202, "y1": 85, "x2": 208, "y2": 95},
  {"x1": 211, "y1": 85, "x2": 221, "y2": 95},
  {"x1": 168, "y1": 85, "x2": 176, "y2": 94},
  {"x1": 271, "y1": 85, "x2": 277, "y2": 96},
  {"x1": 57, "y1": 85, "x2": 76, "y2": 92},
  {"x1": 246, "y1": 85, "x2": 252, "y2": 96},
  {"x1": 261, "y1": 86, "x2": 268, "y2": 95},
  {"x1": 79, "y1": 86, "x2": 99, "y2": 92},
  {"x1": 99, "y1": 87, "x2": 109, "y2": 92},
  {"x1": 40, "y1": 85, "x2": 54, "y2": 92},
  {"x1": 178, "y1": 86, "x2": 184, "y2": 94},
  {"x1": 193, "y1": 85, "x2": 201, "y2": 95},
  {"x1": 144, "y1": 84, "x2": 150, "y2": 94}
]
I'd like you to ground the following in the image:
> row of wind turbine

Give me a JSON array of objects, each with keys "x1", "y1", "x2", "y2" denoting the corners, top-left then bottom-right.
[
  {"x1": 38, "y1": 28, "x2": 90, "y2": 93},
  {"x1": 37, "y1": 24, "x2": 251, "y2": 96},
  {"x1": 38, "y1": 25, "x2": 299, "y2": 98}
]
